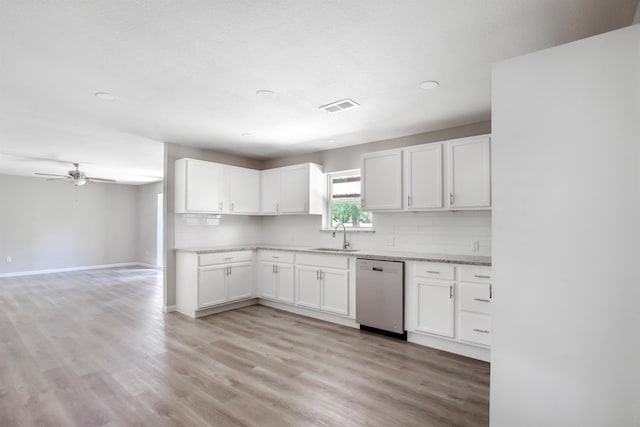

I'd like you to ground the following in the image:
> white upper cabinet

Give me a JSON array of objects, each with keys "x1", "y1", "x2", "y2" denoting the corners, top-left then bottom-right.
[
  {"x1": 260, "y1": 169, "x2": 280, "y2": 214},
  {"x1": 175, "y1": 158, "x2": 260, "y2": 215},
  {"x1": 361, "y1": 149, "x2": 403, "y2": 211},
  {"x1": 405, "y1": 143, "x2": 443, "y2": 210},
  {"x1": 175, "y1": 158, "x2": 224, "y2": 213},
  {"x1": 226, "y1": 166, "x2": 260, "y2": 214},
  {"x1": 447, "y1": 136, "x2": 491, "y2": 209},
  {"x1": 260, "y1": 163, "x2": 324, "y2": 215},
  {"x1": 361, "y1": 135, "x2": 491, "y2": 212}
]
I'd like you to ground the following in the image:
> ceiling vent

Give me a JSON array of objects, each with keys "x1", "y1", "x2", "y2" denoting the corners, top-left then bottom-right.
[{"x1": 319, "y1": 98, "x2": 360, "y2": 114}]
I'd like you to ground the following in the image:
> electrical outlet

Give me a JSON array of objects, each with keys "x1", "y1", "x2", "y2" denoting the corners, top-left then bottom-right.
[
  {"x1": 6, "y1": 256, "x2": 12, "y2": 263},
  {"x1": 385, "y1": 236, "x2": 395, "y2": 246},
  {"x1": 471, "y1": 240, "x2": 480, "y2": 252}
]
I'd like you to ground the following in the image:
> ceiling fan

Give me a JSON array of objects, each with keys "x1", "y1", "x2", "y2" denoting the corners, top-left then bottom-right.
[{"x1": 35, "y1": 163, "x2": 117, "y2": 186}]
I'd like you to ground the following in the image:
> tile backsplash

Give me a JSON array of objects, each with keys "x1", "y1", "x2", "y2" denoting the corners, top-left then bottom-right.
[
  {"x1": 175, "y1": 210, "x2": 491, "y2": 256},
  {"x1": 262, "y1": 210, "x2": 492, "y2": 256}
]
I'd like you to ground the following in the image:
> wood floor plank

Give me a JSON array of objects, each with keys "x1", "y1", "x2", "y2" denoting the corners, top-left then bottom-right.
[{"x1": 0, "y1": 267, "x2": 489, "y2": 426}]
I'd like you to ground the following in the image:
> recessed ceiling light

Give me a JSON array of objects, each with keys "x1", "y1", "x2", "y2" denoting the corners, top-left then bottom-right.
[
  {"x1": 419, "y1": 81, "x2": 439, "y2": 90},
  {"x1": 327, "y1": 139, "x2": 336, "y2": 143},
  {"x1": 255, "y1": 89, "x2": 275, "y2": 97},
  {"x1": 241, "y1": 132, "x2": 253, "y2": 137},
  {"x1": 94, "y1": 92, "x2": 118, "y2": 100},
  {"x1": 319, "y1": 98, "x2": 360, "y2": 114}
]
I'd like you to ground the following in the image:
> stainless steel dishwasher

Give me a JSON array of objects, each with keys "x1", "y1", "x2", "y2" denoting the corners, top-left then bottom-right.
[{"x1": 356, "y1": 258, "x2": 406, "y2": 339}]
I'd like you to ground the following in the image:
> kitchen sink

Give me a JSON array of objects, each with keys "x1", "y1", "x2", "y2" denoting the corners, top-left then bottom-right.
[{"x1": 311, "y1": 247, "x2": 360, "y2": 253}]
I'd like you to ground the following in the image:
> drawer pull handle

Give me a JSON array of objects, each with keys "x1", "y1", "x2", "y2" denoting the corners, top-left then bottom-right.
[
  {"x1": 272, "y1": 256, "x2": 280, "y2": 259},
  {"x1": 473, "y1": 328, "x2": 490, "y2": 334},
  {"x1": 474, "y1": 275, "x2": 491, "y2": 279},
  {"x1": 474, "y1": 298, "x2": 490, "y2": 303},
  {"x1": 224, "y1": 257, "x2": 233, "y2": 260},
  {"x1": 426, "y1": 270, "x2": 440, "y2": 274}
]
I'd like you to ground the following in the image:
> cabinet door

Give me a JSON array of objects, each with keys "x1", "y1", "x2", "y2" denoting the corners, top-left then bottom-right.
[
  {"x1": 447, "y1": 136, "x2": 491, "y2": 208},
  {"x1": 320, "y1": 268, "x2": 349, "y2": 316},
  {"x1": 406, "y1": 144, "x2": 443, "y2": 209},
  {"x1": 276, "y1": 263, "x2": 295, "y2": 304},
  {"x1": 186, "y1": 160, "x2": 223, "y2": 212},
  {"x1": 416, "y1": 279, "x2": 455, "y2": 337},
  {"x1": 229, "y1": 167, "x2": 260, "y2": 214},
  {"x1": 361, "y1": 150, "x2": 402, "y2": 211},
  {"x1": 260, "y1": 262, "x2": 278, "y2": 299},
  {"x1": 279, "y1": 166, "x2": 308, "y2": 213},
  {"x1": 227, "y1": 262, "x2": 253, "y2": 301},
  {"x1": 198, "y1": 265, "x2": 227, "y2": 308},
  {"x1": 261, "y1": 169, "x2": 280, "y2": 213},
  {"x1": 296, "y1": 266, "x2": 321, "y2": 309}
]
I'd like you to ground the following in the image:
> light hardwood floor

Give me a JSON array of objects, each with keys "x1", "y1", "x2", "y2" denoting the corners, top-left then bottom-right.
[{"x1": 0, "y1": 267, "x2": 489, "y2": 426}]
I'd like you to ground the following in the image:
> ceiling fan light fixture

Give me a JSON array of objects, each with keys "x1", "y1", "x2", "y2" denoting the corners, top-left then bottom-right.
[{"x1": 72, "y1": 178, "x2": 87, "y2": 186}]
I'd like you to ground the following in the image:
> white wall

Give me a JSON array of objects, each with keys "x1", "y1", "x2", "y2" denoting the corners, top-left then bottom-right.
[
  {"x1": 491, "y1": 25, "x2": 640, "y2": 425},
  {"x1": 136, "y1": 181, "x2": 163, "y2": 266},
  {"x1": 0, "y1": 174, "x2": 138, "y2": 274}
]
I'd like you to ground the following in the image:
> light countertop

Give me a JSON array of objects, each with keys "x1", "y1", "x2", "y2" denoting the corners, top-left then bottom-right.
[{"x1": 175, "y1": 244, "x2": 491, "y2": 266}]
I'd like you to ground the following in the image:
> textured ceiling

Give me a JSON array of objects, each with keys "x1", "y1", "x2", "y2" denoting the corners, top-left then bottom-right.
[{"x1": 0, "y1": 0, "x2": 637, "y2": 184}]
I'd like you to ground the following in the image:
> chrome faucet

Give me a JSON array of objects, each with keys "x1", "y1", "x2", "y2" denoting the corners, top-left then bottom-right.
[{"x1": 332, "y1": 223, "x2": 350, "y2": 250}]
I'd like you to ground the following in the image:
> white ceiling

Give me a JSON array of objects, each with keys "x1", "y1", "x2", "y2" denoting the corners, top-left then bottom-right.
[{"x1": 1, "y1": 1, "x2": 637, "y2": 184}]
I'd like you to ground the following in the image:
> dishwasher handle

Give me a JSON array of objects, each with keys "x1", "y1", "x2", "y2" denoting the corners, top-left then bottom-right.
[{"x1": 372, "y1": 267, "x2": 384, "y2": 272}]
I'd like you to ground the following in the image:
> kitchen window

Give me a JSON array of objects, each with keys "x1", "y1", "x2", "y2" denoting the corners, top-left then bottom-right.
[{"x1": 326, "y1": 170, "x2": 372, "y2": 229}]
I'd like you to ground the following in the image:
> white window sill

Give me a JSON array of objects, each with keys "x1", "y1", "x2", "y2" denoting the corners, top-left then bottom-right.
[{"x1": 320, "y1": 228, "x2": 376, "y2": 233}]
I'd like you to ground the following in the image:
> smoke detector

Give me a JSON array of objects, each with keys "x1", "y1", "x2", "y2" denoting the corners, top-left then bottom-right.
[{"x1": 319, "y1": 98, "x2": 360, "y2": 114}]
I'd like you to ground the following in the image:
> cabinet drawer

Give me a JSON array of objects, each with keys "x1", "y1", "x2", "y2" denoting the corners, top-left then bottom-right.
[
  {"x1": 459, "y1": 313, "x2": 491, "y2": 346},
  {"x1": 414, "y1": 262, "x2": 455, "y2": 280},
  {"x1": 459, "y1": 266, "x2": 492, "y2": 283},
  {"x1": 259, "y1": 250, "x2": 294, "y2": 264},
  {"x1": 296, "y1": 253, "x2": 349, "y2": 269},
  {"x1": 460, "y1": 283, "x2": 492, "y2": 315},
  {"x1": 199, "y1": 251, "x2": 253, "y2": 266}
]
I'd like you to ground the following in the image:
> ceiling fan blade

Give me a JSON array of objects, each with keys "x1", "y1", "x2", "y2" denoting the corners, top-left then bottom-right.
[
  {"x1": 35, "y1": 173, "x2": 68, "y2": 178},
  {"x1": 46, "y1": 177, "x2": 68, "y2": 181},
  {"x1": 86, "y1": 177, "x2": 117, "y2": 183}
]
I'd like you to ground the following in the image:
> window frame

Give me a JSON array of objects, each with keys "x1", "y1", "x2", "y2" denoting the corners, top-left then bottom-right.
[{"x1": 325, "y1": 169, "x2": 372, "y2": 230}]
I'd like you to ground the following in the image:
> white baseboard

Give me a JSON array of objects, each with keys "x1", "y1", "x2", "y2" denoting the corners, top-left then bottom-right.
[
  {"x1": 0, "y1": 262, "x2": 159, "y2": 278},
  {"x1": 136, "y1": 263, "x2": 163, "y2": 270},
  {"x1": 258, "y1": 299, "x2": 359, "y2": 329},
  {"x1": 163, "y1": 305, "x2": 177, "y2": 313},
  {"x1": 407, "y1": 331, "x2": 491, "y2": 362}
]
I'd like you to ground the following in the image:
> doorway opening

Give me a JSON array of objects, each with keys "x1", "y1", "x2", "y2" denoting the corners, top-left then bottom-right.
[{"x1": 157, "y1": 193, "x2": 164, "y2": 268}]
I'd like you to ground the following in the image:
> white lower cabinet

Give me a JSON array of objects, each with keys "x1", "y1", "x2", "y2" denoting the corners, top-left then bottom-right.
[
  {"x1": 296, "y1": 266, "x2": 321, "y2": 309},
  {"x1": 414, "y1": 262, "x2": 455, "y2": 338},
  {"x1": 408, "y1": 262, "x2": 492, "y2": 357},
  {"x1": 198, "y1": 261, "x2": 252, "y2": 308},
  {"x1": 259, "y1": 251, "x2": 295, "y2": 304},
  {"x1": 458, "y1": 266, "x2": 492, "y2": 346},
  {"x1": 176, "y1": 251, "x2": 255, "y2": 318},
  {"x1": 295, "y1": 253, "x2": 350, "y2": 317},
  {"x1": 416, "y1": 279, "x2": 455, "y2": 337}
]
